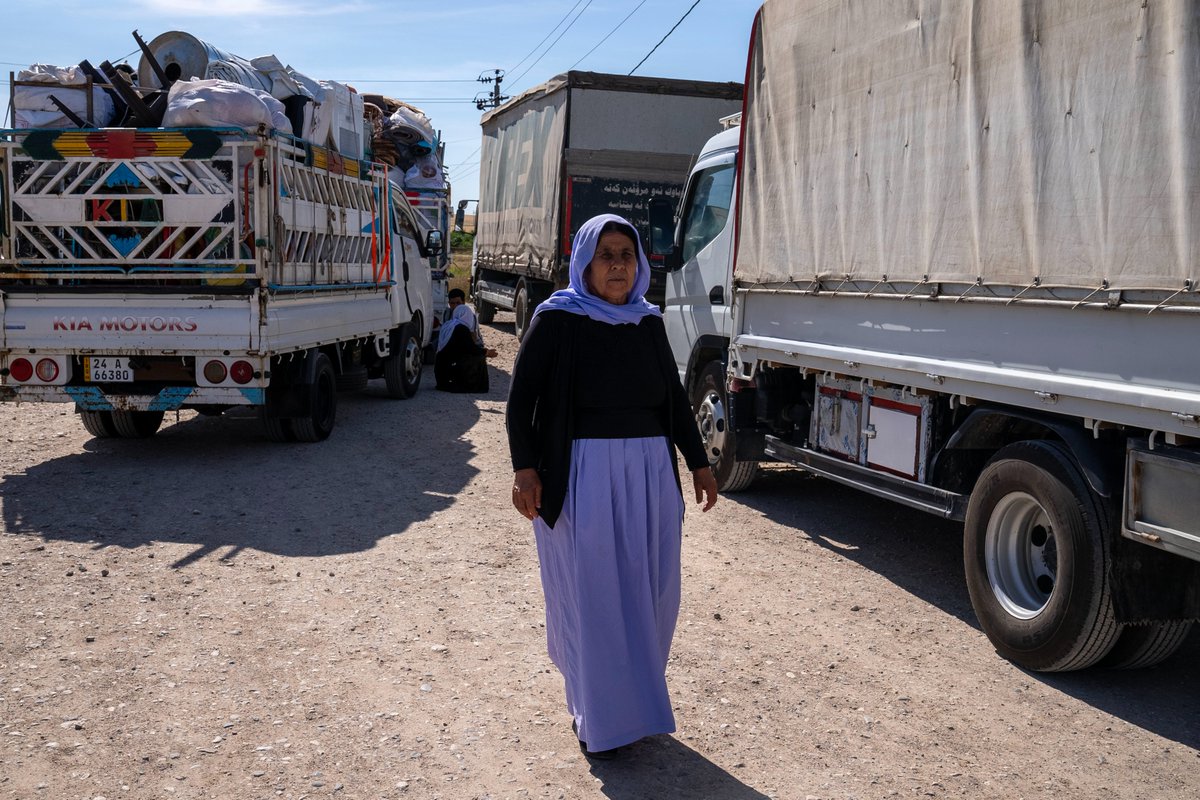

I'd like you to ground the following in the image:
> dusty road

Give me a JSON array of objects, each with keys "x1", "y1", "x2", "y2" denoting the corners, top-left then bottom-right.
[{"x1": 1, "y1": 313, "x2": 1197, "y2": 800}]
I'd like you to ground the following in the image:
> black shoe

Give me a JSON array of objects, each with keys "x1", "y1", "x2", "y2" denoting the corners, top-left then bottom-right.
[{"x1": 573, "y1": 720, "x2": 620, "y2": 760}]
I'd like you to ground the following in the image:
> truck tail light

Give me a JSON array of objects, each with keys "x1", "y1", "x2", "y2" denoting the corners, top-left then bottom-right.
[
  {"x1": 203, "y1": 360, "x2": 227, "y2": 383},
  {"x1": 35, "y1": 358, "x2": 59, "y2": 382},
  {"x1": 9, "y1": 358, "x2": 33, "y2": 382},
  {"x1": 229, "y1": 360, "x2": 253, "y2": 385}
]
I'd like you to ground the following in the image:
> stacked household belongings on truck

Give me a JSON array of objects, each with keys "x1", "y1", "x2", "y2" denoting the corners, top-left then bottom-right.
[
  {"x1": 8, "y1": 30, "x2": 369, "y2": 160},
  {"x1": 362, "y1": 94, "x2": 445, "y2": 191},
  {"x1": 11, "y1": 63, "x2": 117, "y2": 128}
]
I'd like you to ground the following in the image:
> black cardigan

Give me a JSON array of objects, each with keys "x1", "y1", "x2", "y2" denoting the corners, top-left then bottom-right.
[{"x1": 506, "y1": 310, "x2": 709, "y2": 528}]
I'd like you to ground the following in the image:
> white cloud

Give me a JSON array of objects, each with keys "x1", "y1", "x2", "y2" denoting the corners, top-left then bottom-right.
[{"x1": 133, "y1": 0, "x2": 369, "y2": 16}]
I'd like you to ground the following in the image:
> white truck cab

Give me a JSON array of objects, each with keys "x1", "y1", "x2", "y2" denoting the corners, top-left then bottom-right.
[
  {"x1": 663, "y1": 119, "x2": 739, "y2": 379},
  {"x1": 652, "y1": 114, "x2": 758, "y2": 491}
]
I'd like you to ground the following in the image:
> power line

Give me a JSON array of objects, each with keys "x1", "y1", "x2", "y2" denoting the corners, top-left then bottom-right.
[
  {"x1": 448, "y1": 145, "x2": 482, "y2": 169},
  {"x1": 334, "y1": 78, "x2": 478, "y2": 84},
  {"x1": 354, "y1": 96, "x2": 478, "y2": 101},
  {"x1": 571, "y1": 0, "x2": 649, "y2": 70},
  {"x1": 448, "y1": 160, "x2": 480, "y2": 176},
  {"x1": 508, "y1": 0, "x2": 593, "y2": 89},
  {"x1": 508, "y1": 0, "x2": 588, "y2": 75},
  {"x1": 2, "y1": 47, "x2": 138, "y2": 70},
  {"x1": 629, "y1": 0, "x2": 702, "y2": 75}
]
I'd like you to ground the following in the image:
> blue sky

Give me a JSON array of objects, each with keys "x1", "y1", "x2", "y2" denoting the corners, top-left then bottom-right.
[{"x1": 0, "y1": 0, "x2": 760, "y2": 195}]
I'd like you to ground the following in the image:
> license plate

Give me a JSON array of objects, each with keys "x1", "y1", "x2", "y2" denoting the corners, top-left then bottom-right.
[{"x1": 84, "y1": 356, "x2": 134, "y2": 382}]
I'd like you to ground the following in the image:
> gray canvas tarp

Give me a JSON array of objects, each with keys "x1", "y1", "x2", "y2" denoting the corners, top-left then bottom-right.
[
  {"x1": 736, "y1": 0, "x2": 1200, "y2": 291},
  {"x1": 476, "y1": 82, "x2": 567, "y2": 268}
]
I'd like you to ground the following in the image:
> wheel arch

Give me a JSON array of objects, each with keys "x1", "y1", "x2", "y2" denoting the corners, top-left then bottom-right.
[
  {"x1": 265, "y1": 347, "x2": 326, "y2": 416},
  {"x1": 410, "y1": 311, "x2": 426, "y2": 345},
  {"x1": 685, "y1": 335, "x2": 731, "y2": 396},
  {"x1": 936, "y1": 406, "x2": 1117, "y2": 499}
]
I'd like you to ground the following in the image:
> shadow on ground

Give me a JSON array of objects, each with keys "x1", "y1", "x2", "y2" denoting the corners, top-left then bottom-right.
[
  {"x1": 725, "y1": 465, "x2": 1200, "y2": 751},
  {"x1": 0, "y1": 373, "x2": 482, "y2": 566},
  {"x1": 731, "y1": 466, "x2": 973, "y2": 623},
  {"x1": 590, "y1": 735, "x2": 770, "y2": 800}
]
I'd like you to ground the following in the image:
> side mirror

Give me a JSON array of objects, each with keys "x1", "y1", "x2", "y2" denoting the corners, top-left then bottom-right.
[
  {"x1": 647, "y1": 196, "x2": 682, "y2": 270},
  {"x1": 425, "y1": 229, "x2": 444, "y2": 255}
]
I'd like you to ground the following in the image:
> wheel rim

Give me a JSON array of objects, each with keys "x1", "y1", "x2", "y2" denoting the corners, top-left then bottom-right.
[
  {"x1": 515, "y1": 291, "x2": 527, "y2": 336},
  {"x1": 695, "y1": 387, "x2": 730, "y2": 465},
  {"x1": 984, "y1": 491, "x2": 1058, "y2": 619},
  {"x1": 404, "y1": 336, "x2": 422, "y2": 385}
]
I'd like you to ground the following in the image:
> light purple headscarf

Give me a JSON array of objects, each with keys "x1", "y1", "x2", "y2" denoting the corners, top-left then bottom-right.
[{"x1": 533, "y1": 214, "x2": 661, "y2": 325}]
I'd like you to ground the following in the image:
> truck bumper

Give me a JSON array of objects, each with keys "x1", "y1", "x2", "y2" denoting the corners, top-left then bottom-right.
[{"x1": 0, "y1": 385, "x2": 264, "y2": 410}]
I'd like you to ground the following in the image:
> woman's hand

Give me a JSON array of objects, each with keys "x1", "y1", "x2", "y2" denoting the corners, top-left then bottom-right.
[
  {"x1": 512, "y1": 468, "x2": 542, "y2": 520},
  {"x1": 692, "y1": 466, "x2": 718, "y2": 512}
]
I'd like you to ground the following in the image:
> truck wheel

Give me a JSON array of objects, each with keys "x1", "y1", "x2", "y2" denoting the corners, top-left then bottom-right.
[
  {"x1": 963, "y1": 440, "x2": 1120, "y2": 672},
  {"x1": 475, "y1": 297, "x2": 496, "y2": 324},
  {"x1": 1100, "y1": 621, "x2": 1193, "y2": 669},
  {"x1": 290, "y1": 353, "x2": 337, "y2": 442},
  {"x1": 692, "y1": 361, "x2": 758, "y2": 492},
  {"x1": 110, "y1": 410, "x2": 165, "y2": 438},
  {"x1": 260, "y1": 412, "x2": 294, "y2": 443},
  {"x1": 384, "y1": 323, "x2": 422, "y2": 399},
  {"x1": 80, "y1": 410, "x2": 117, "y2": 438},
  {"x1": 514, "y1": 283, "x2": 531, "y2": 342}
]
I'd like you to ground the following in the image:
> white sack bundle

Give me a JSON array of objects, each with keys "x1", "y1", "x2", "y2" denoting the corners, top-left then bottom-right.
[
  {"x1": 14, "y1": 63, "x2": 115, "y2": 129},
  {"x1": 162, "y1": 78, "x2": 292, "y2": 133},
  {"x1": 386, "y1": 104, "x2": 435, "y2": 146}
]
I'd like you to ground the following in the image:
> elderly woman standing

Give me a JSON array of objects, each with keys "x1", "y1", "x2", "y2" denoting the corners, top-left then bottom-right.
[{"x1": 507, "y1": 213, "x2": 718, "y2": 759}]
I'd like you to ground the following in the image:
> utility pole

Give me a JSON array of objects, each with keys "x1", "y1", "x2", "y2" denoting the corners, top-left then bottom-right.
[{"x1": 474, "y1": 69, "x2": 509, "y2": 111}]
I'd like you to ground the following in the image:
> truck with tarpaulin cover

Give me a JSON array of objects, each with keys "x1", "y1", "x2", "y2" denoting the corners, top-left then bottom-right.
[
  {"x1": 651, "y1": 0, "x2": 1200, "y2": 671},
  {"x1": 0, "y1": 125, "x2": 440, "y2": 441},
  {"x1": 470, "y1": 70, "x2": 742, "y2": 339}
]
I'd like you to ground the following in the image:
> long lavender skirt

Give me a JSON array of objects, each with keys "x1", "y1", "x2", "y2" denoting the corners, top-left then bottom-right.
[{"x1": 532, "y1": 436, "x2": 685, "y2": 752}]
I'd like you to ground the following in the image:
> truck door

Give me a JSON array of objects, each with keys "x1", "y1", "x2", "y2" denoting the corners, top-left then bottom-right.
[{"x1": 665, "y1": 159, "x2": 736, "y2": 378}]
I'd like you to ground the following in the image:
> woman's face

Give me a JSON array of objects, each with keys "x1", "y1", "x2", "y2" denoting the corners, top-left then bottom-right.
[{"x1": 585, "y1": 230, "x2": 638, "y2": 305}]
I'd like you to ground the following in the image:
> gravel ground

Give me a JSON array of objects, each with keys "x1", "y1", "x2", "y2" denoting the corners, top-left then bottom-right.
[{"x1": 1, "y1": 312, "x2": 1198, "y2": 800}]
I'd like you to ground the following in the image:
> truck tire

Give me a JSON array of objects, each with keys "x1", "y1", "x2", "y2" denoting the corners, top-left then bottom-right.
[
  {"x1": 80, "y1": 410, "x2": 117, "y2": 438},
  {"x1": 290, "y1": 353, "x2": 337, "y2": 442},
  {"x1": 514, "y1": 283, "x2": 531, "y2": 342},
  {"x1": 963, "y1": 440, "x2": 1120, "y2": 672},
  {"x1": 260, "y1": 412, "x2": 294, "y2": 443},
  {"x1": 1100, "y1": 621, "x2": 1193, "y2": 669},
  {"x1": 110, "y1": 410, "x2": 165, "y2": 438},
  {"x1": 692, "y1": 361, "x2": 758, "y2": 492},
  {"x1": 384, "y1": 323, "x2": 422, "y2": 399},
  {"x1": 475, "y1": 297, "x2": 496, "y2": 324}
]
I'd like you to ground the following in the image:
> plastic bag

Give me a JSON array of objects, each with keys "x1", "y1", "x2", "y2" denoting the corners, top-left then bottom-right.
[{"x1": 404, "y1": 153, "x2": 444, "y2": 189}]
